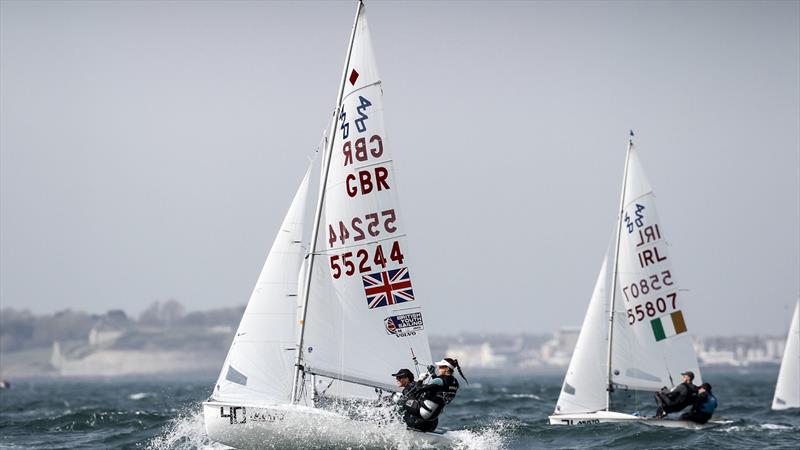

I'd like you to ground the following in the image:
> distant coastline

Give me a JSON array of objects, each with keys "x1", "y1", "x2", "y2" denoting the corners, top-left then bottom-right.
[{"x1": 0, "y1": 301, "x2": 786, "y2": 380}]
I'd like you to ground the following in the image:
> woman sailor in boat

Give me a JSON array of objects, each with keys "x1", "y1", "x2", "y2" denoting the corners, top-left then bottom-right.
[{"x1": 398, "y1": 357, "x2": 467, "y2": 432}]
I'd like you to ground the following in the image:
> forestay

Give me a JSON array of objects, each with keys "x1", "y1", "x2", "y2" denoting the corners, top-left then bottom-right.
[
  {"x1": 610, "y1": 145, "x2": 701, "y2": 391},
  {"x1": 301, "y1": 6, "x2": 433, "y2": 395},
  {"x1": 772, "y1": 300, "x2": 799, "y2": 410},
  {"x1": 212, "y1": 167, "x2": 311, "y2": 405}
]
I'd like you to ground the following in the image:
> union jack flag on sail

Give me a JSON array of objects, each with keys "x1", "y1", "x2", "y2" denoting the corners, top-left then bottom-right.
[{"x1": 362, "y1": 267, "x2": 415, "y2": 309}]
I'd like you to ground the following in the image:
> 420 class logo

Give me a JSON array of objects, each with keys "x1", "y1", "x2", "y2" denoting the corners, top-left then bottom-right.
[{"x1": 384, "y1": 312, "x2": 424, "y2": 338}]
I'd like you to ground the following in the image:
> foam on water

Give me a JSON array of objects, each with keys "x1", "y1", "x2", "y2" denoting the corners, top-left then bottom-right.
[
  {"x1": 447, "y1": 418, "x2": 520, "y2": 450},
  {"x1": 508, "y1": 393, "x2": 542, "y2": 400},
  {"x1": 147, "y1": 406, "x2": 227, "y2": 450},
  {"x1": 129, "y1": 392, "x2": 153, "y2": 400},
  {"x1": 723, "y1": 423, "x2": 796, "y2": 433}
]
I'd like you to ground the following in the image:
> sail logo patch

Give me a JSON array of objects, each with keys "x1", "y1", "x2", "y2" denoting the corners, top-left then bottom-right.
[
  {"x1": 349, "y1": 68, "x2": 360, "y2": 85},
  {"x1": 651, "y1": 310, "x2": 688, "y2": 342},
  {"x1": 384, "y1": 312, "x2": 424, "y2": 337},
  {"x1": 362, "y1": 267, "x2": 414, "y2": 309}
]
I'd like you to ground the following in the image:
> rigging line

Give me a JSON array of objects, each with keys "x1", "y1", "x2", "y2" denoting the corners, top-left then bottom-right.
[
  {"x1": 621, "y1": 191, "x2": 654, "y2": 206},
  {"x1": 341, "y1": 80, "x2": 383, "y2": 103},
  {"x1": 291, "y1": 0, "x2": 364, "y2": 405},
  {"x1": 606, "y1": 135, "x2": 634, "y2": 410},
  {"x1": 312, "y1": 233, "x2": 409, "y2": 254},
  {"x1": 323, "y1": 158, "x2": 398, "y2": 177}
]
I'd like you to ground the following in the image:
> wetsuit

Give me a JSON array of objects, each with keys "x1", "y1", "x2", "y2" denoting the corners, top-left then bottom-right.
[
  {"x1": 680, "y1": 392, "x2": 717, "y2": 424},
  {"x1": 655, "y1": 381, "x2": 698, "y2": 416},
  {"x1": 400, "y1": 374, "x2": 459, "y2": 432}
]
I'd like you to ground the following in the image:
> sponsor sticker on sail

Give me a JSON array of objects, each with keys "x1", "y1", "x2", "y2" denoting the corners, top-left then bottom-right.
[
  {"x1": 384, "y1": 312, "x2": 424, "y2": 338},
  {"x1": 650, "y1": 310, "x2": 688, "y2": 342}
]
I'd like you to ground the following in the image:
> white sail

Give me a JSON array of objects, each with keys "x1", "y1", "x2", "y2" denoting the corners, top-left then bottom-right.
[
  {"x1": 301, "y1": 5, "x2": 433, "y2": 393},
  {"x1": 610, "y1": 145, "x2": 701, "y2": 391},
  {"x1": 772, "y1": 300, "x2": 800, "y2": 410},
  {"x1": 212, "y1": 167, "x2": 311, "y2": 405},
  {"x1": 555, "y1": 255, "x2": 613, "y2": 414}
]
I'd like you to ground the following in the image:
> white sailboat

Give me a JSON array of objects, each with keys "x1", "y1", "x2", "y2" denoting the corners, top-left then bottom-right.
[
  {"x1": 549, "y1": 134, "x2": 725, "y2": 429},
  {"x1": 203, "y1": 2, "x2": 449, "y2": 447},
  {"x1": 772, "y1": 300, "x2": 799, "y2": 410}
]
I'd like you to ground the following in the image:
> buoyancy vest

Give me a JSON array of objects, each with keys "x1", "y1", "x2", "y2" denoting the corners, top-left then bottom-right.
[
  {"x1": 414, "y1": 375, "x2": 460, "y2": 421},
  {"x1": 699, "y1": 394, "x2": 717, "y2": 414}
]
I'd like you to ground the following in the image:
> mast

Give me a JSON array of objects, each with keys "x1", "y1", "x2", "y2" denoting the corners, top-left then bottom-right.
[
  {"x1": 290, "y1": 0, "x2": 364, "y2": 404},
  {"x1": 605, "y1": 131, "x2": 634, "y2": 410}
]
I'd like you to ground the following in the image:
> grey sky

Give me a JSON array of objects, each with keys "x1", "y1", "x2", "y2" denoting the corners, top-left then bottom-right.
[{"x1": 1, "y1": 0, "x2": 798, "y2": 336}]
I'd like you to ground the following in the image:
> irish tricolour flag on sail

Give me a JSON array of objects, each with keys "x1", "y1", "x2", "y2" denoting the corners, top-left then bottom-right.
[{"x1": 650, "y1": 310, "x2": 688, "y2": 342}]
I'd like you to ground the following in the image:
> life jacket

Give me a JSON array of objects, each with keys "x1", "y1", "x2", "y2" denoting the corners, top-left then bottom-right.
[
  {"x1": 699, "y1": 394, "x2": 717, "y2": 414},
  {"x1": 416, "y1": 375, "x2": 459, "y2": 421}
]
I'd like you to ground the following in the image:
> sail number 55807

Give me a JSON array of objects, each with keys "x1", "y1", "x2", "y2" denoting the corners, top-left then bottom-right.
[
  {"x1": 330, "y1": 241, "x2": 405, "y2": 279},
  {"x1": 626, "y1": 293, "x2": 677, "y2": 324},
  {"x1": 621, "y1": 270, "x2": 673, "y2": 302}
]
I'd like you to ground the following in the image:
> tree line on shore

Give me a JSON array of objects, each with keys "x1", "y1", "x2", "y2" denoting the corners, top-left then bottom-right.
[{"x1": 0, "y1": 300, "x2": 244, "y2": 353}]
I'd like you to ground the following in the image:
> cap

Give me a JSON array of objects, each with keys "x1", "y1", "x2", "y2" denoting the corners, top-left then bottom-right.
[
  {"x1": 700, "y1": 382, "x2": 712, "y2": 392},
  {"x1": 392, "y1": 368, "x2": 414, "y2": 380},
  {"x1": 435, "y1": 359, "x2": 455, "y2": 370},
  {"x1": 681, "y1": 371, "x2": 695, "y2": 380}
]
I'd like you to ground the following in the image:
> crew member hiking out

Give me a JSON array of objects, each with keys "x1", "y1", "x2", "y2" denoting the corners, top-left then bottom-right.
[
  {"x1": 394, "y1": 357, "x2": 467, "y2": 432},
  {"x1": 654, "y1": 371, "x2": 698, "y2": 418},
  {"x1": 680, "y1": 383, "x2": 717, "y2": 424}
]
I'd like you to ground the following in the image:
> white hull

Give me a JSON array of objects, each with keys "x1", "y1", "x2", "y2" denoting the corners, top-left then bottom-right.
[
  {"x1": 641, "y1": 418, "x2": 732, "y2": 430},
  {"x1": 203, "y1": 400, "x2": 451, "y2": 449},
  {"x1": 548, "y1": 411, "x2": 642, "y2": 425},
  {"x1": 548, "y1": 411, "x2": 729, "y2": 430}
]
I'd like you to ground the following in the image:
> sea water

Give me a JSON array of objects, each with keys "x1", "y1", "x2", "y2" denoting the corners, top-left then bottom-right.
[{"x1": 0, "y1": 367, "x2": 797, "y2": 449}]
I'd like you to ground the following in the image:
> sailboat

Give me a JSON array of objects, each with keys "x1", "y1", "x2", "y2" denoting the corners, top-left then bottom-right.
[
  {"x1": 549, "y1": 134, "x2": 726, "y2": 429},
  {"x1": 772, "y1": 300, "x2": 799, "y2": 410},
  {"x1": 203, "y1": 2, "x2": 449, "y2": 447}
]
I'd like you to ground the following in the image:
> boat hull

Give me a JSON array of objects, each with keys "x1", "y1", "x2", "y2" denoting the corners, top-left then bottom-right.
[
  {"x1": 548, "y1": 411, "x2": 730, "y2": 429},
  {"x1": 203, "y1": 400, "x2": 452, "y2": 449},
  {"x1": 548, "y1": 411, "x2": 642, "y2": 425}
]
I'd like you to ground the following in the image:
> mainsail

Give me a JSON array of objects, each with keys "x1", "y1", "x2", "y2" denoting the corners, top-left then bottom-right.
[
  {"x1": 212, "y1": 167, "x2": 311, "y2": 405},
  {"x1": 772, "y1": 300, "x2": 799, "y2": 410},
  {"x1": 609, "y1": 144, "x2": 701, "y2": 392},
  {"x1": 294, "y1": 3, "x2": 432, "y2": 399},
  {"x1": 554, "y1": 138, "x2": 702, "y2": 416}
]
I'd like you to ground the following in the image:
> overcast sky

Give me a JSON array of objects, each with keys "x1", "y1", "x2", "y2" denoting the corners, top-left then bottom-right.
[{"x1": 1, "y1": 0, "x2": 798, "y2": 336}]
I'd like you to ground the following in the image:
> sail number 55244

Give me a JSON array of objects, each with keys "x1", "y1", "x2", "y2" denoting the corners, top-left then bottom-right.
[
  {"x1": 328, "y1": 209, "x2": 397, "y2": 248},
  {"x1": 330, "y1": 241, "x2": 405, "y2": 279}
]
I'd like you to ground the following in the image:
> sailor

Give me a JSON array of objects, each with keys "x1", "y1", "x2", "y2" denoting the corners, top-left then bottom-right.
[
  {"x1": 391, "y1": 368, "x2": 417, "y2": 397},
  {"x1": 680, "y1": 383, "x2": 717, "y2": 424},
  {"x1": 397, "y1": 357, "x2": 467, "y2": 432},
  {"x1": 654, "y1": 371, "x2": 699, "y2": 418}
]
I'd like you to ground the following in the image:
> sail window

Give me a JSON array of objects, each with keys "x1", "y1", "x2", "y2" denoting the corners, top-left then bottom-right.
[
  {"x1": 225, "y1": 365, "x2": 248, "y2": 386},
  {"x1": 563, "y1": 382, "x2": 576, "y2": 395}
]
